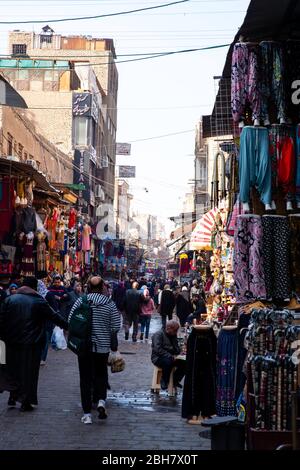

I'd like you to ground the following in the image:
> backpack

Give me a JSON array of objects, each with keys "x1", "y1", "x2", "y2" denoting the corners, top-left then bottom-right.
[{"x1": 67, "y1": 295, "x2": 92, "y2": 355}]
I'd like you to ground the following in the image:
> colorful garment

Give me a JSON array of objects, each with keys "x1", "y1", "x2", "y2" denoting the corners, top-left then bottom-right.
[
  {"x1": 234, "y1": 215, "x2": 266, "y2": 302},
  {"x1": 216, "y1": 328, "x2": 238, "y2": 416},
  {"x1": 260, "y1": 41, "x2": 287, "y2": 124},
  {"x1": 231, "y1": 42, "x2": 261, "y2": 124},
  {"x1": 269, "y1": 124, "x2": 295, "y2": 202},
  {"x1": 239, "y1": 126, "x2": 272, "y2": 206}
]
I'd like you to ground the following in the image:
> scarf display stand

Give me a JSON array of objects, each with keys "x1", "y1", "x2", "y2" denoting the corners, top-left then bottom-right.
[{"x1": 246, "y1": 311, "x2": 300, "y2": 450}]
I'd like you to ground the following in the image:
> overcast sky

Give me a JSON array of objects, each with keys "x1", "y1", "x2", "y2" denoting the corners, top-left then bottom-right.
[{"x1": 0, "y1": 0, "x2": 250, "y2": 234}]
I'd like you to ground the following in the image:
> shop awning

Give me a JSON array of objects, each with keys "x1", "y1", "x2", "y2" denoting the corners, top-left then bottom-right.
[
  {"x1": 0, "y1": 157, "x2": 59, "y2": 194},
  {"x1": 190, "y1": 208, "x2": 219, "y2": 250},
  {"x1": 51, "y1": 183, "x2": 78, "y2": 204},
  {"x1": 170, "y1": 220, "x2": 196, "y2": 241}
]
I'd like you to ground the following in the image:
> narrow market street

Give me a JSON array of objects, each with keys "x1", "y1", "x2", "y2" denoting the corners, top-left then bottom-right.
[{"x1": 0, "y1": 315, "x2": 210, "y2": 451}]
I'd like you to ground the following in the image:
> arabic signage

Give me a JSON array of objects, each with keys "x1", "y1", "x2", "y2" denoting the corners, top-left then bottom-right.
[
  {"x1": 72, "y1": 92, "x2": 99, "y2": 122},
  {"x1": 118, "y1": 165, "x2": 136, "y2": 178},
  {"x1": 116, "y1": 142, "x2": 131, "y2": 155}
]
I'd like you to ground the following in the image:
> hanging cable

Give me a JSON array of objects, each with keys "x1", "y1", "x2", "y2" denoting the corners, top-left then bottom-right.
[{"x1": 0, "y1": 0, "x2": 190, "y2": 24}]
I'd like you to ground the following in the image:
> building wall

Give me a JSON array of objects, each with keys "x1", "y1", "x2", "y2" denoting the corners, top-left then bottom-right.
[
  {"x1": 8, "y1": 31, "x2": 118, "y2": 209},
  {"x1": 204, "y1": 133, "x2": 232, "y2": 207},
  {"x1": 0, "y1": 105, "x2": 73, "y2": 183},
  {"x1": 19, "y1": 91, "x2": 73, "y2": 156}
]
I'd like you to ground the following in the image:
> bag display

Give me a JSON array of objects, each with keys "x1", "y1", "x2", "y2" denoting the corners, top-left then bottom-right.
[{"x1": 67, "y1": 295, "x2": 92, "y2": 355}]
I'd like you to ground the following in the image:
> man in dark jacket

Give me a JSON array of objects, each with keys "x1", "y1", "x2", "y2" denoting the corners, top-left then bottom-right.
[
  {"x1": 46, "y1": 275, "x2": 70, "y2": 320},
  {"x1": 0, "y1": 276, "x2": 68, "y2": 411},
  {"x1": 151, "y1": 320, "x2": 185, "y2": 390},
  {"x1": 124, "y1": 281, "x2": 141, "y2": 342},
  {"x1": 159, "y1": 284, "x2": 176, "y2": 329}
]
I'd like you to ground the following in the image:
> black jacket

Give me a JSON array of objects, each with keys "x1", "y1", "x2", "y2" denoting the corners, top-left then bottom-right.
[
  {"x1": 151, "y1": 329, "x2": 180, "y2": 365},
  {"x1": 0, "y1": 286, "x2": 68, "y2": 345},
  {"x1": 160, "y1": 289, "x2": 175, "y2": 316},
  {"x1": 124, "y1": 289, "x2": 142, "y2": 317}
]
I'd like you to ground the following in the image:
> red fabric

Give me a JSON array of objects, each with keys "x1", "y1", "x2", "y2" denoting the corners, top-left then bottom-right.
[
  {"x1": 179, "y1": 258, "x2": 189, "y2": 274},
  {"x1": 68, "y1": 208, "x2": 77, "y2": 229},
  {"x1": 277, "y1": 136, "x2": 295, "y2": 196},
  {"x1": 0, "y1": 178, "x2": 15, "y2": 241}
]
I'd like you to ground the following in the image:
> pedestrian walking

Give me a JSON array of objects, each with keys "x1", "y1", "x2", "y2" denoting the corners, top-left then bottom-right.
[
  {"x1": 158, "y1": 284, "x2": 176, "y2": 329},
  {"x1": 176, "y1": 286, "x2": 192, "y2": 327},
  {"x1": 139, "y1": 289, "x2": 155, "y2": 341},
  {"x1": 69, "y1": 276, "x2": 121, "y2": 424},
  {"x1": 124, "y1": 281, "x2": 142, "y2": 342},
  {"x1": 0, "y1": 276, "x2": 68, "y2": 411}
]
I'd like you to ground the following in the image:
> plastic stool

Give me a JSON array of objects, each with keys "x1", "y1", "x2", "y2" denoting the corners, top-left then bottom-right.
[{"x1": 151, "y1": 365, "x2": 176, "y2": 396}]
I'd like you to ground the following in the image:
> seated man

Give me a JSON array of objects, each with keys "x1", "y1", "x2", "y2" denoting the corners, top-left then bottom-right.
[{"x1": 151, "y1": 320, "x2": 186, "y2": 390}]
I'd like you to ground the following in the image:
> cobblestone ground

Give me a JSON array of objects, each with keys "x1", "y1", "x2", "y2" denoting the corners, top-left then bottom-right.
[{"x1": 0, "y1": 315, "x2": 211, "y2": 450}]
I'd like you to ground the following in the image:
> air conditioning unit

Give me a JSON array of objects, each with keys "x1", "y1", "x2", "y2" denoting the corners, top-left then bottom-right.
[
  {"x1": 26, "y1": 159, "x2": 38, "y2": 170},
  {"x1": 95, "y1": 184, "x2": 102, "y2": 198},
  {"x1": 95, "y1": 184, "x2": 105, "y2": 201},
  {"x1": 101, "y1": 154, "x2": 109, "y2": 168},
  {"x1": 6, "y1": 155, "x2": 20, "y2": 162}
]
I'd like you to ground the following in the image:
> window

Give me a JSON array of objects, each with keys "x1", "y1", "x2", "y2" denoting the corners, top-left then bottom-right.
[
  {"x1": 12, "y1": 44, "x2": 27, "y2": 55},
  {"x1": 24, "y1": 151, "x2": 28, "y2": 161},
  {"x1": 18, "y1": 143, "x2": 24, "y2": 160},
  {"x1": 41, "y1": 34, "x2": 52, "y2": 44},
  {"x1": 74, "y1": 116, "x2": 88, "y2": 146},
  {"x1": 7, "y1": 133, "x2": 13, "y2": 155}
]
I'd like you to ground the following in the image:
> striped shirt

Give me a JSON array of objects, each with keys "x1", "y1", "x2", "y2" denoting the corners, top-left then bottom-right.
[{"x1": 69, "y1": 293, "x2": 121, "y2": 353}]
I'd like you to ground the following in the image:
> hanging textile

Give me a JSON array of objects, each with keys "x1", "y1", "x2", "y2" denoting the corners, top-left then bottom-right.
[
  {"x1": 216, "y1": 327, "x2": 238, "y2": 416},
  {"x1": 182, "y1": 327, "x2": 217, "y2": 419},
  {"x1": 234, "y1": 214, "x2": 266, "y2": 302},
  {"x1": 231, "y1": 41, "x2": 261, "y2": 125},
  {"x1": 262, "y1": 215, "x2": 290, "y2": 301},
  {"x1": 289, "y1": 215, "x2": 300, "y2": 295}
]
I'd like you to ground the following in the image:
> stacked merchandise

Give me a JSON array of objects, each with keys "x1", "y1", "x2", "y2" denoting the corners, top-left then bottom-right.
[
  {"x1": 233, "y1": 213, "x2": 300, "y2": 302},
  {"x1": 246, "y1": 308, "x2": 299, "y2": 431},
  {"x1": 231, "y1": 39, "x2": 300, "y2": 213}
]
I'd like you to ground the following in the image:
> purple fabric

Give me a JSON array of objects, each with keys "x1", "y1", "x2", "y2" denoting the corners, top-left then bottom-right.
[
  {"x1": 231, "y1": 42, "x2": 261, "y2": 123},
  {"x1": 233, "y1": 215, "x2": 266, "y2": 302}
]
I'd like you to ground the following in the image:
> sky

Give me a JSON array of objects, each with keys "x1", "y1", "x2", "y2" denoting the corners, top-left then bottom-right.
[{"x1": 0, "y1": 0, "x2": 250, "y2": 235}]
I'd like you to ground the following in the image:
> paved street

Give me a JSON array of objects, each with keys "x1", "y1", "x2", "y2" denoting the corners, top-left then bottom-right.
[{"x1": 0, "y1": 315, "x2": 211, "y2": 450}]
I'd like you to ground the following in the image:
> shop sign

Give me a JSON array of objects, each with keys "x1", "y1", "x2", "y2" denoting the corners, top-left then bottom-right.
[
  {"x1": 118, "y1": 165, "x2": 136, "y2": 178},
  {"x1": 72, "y1": 92, "x2": 99, "y2": 121},
  {"x1": 116, "y1": 143, "x2": 131, "y2": 155}
]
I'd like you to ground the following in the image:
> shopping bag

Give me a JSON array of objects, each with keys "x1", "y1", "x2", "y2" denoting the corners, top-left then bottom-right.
[
  {"x1": 108, "y1": 350, "x2": 125, "y2": 373},
  {"x1": 52, "y1": 326, "x2": 67, "y2": 350},
  {"x1": 0, "y1": 340, "x2": 6, "y2": 364}
]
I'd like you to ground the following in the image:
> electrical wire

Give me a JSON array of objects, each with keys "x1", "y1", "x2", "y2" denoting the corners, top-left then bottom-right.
[
  {"x1": 0, "y1": 43, "x2": 230, "y2": 69},
  {"x1": 0, "y1": 0, "x2": 190, "y2": 24},
  {"x1": 0, "y1": 44, "x2": 230, "y2": 73}
]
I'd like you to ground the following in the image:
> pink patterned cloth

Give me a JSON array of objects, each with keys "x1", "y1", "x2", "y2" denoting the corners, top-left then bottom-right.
[{"x1": 233, "y1": 215, "x2": 266, "y2": 302}]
